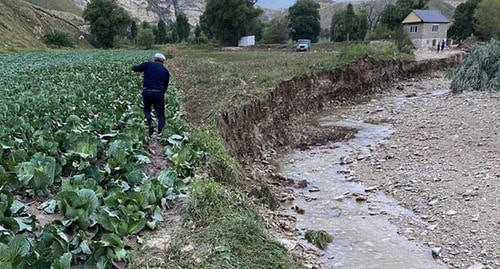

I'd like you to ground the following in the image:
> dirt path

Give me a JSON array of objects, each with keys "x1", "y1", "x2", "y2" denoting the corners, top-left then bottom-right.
[
  {"x1": 414, "y1": 49, "x2": 464, "y2": 61},
  {"x1": 144, "y1": 136, "x2": 171, "y2": 177},
  {"x1": 320, "y1": 72, "x2": 499, "y2": 268}
]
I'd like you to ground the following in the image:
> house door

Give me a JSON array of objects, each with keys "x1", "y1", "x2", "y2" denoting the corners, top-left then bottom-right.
[{"x1": 432, "y1": 39, "x2": 437, "y2": 47}]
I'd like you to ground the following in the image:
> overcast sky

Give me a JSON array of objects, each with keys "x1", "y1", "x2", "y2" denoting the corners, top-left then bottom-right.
[{"x1": 256, "y1": 0, "x2": 354, "y2": 9}]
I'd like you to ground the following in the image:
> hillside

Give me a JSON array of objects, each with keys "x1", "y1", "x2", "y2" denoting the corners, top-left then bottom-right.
[
  {"x1": 428, "y1": 0, "x2": 456, "y2": 20},
  {"x1": 0, "y1": 0, "x2": 90, "y2": 50},
  {"x1": 25, "y1": 0, "x2": 82, "y2": 16},
  {"x1": 72, "y1": 0, "x2": 205, "y2": 26}
]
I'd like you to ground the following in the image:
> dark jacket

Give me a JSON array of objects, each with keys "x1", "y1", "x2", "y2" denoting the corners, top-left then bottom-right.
[{"x1": 132, "y1": 61, "x2": 170, "y2": 93}]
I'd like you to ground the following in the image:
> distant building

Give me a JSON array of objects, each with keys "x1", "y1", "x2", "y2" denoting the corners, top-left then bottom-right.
[
  {"x1": 402, "y1": 10, "x2": 449, "y2": 49},
  {"x1": 238, "y1": 36, "x2": 255, "y2": 47}
]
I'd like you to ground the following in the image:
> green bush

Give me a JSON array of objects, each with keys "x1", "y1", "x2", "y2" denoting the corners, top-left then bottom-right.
[
  {"x1": 43, "y1": 31, "x2": 75, "y2": 48},
  {"x1": 368, "y1": 26, "x2": 414, "y2": 54},
  {"x1": 368, "y1": 25, "x2": 392, "y2": 40},
  {"x1": 137, "y1": 28, "x2": 154, "y2": 49},
  {"x1": 392, "y1": 26, "x2": 414, "y2": 54},
  {"x1": 189, "y1": 34, "x2": 209, "y2": 45},
  {"x1": 339, "y1": 42, "x2": 411, "y2": 62},
  {"x1": 451, "y1": 39, "x2": 500, "y2": 92}
]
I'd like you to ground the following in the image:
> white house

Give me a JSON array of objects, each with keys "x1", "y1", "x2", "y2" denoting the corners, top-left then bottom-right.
[{"x1": 402, "y1": 10, "x2": 449, "y2": 49}]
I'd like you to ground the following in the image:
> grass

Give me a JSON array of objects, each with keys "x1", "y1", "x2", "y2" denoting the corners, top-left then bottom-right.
[
  {"x1": 305, "y1": 230, "x2": 334, "y2": 250},
  {"x1": 191, "y1": 128, "x2": 246, "y2": 184},
  {"x1": 129, "y1": 179, "x2": 301, "y2": 269},
  {"x1": 167, "y1": 42, "x2": 412, "y2": 125},
  {"x1": 0, "y1": 0, "x2": 89, "y2": 50},
  {"x1": 24, "y1": 0, "x2": 82, "y2": 16}
]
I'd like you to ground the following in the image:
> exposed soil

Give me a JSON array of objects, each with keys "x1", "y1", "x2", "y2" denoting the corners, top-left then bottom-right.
[
  {"x1": 218, "y1": 54, "x2": 463, "y2": 163},
  {"x1": 144, "y1": 136, "x2": 172, "y2": 178},
  {"x1": 128, "y1": 135, "x2": 184, "y2": 267},
  {"x1": 25, "y1": 200, "x2": 61, "y2": 227}
]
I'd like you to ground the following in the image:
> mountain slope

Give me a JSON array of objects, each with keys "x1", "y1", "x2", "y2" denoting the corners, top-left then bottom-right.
[
  {"x1": 428, "y1": 0, "x2": 456, "y2": 20},
  {"x1": 72, "y1": 0, "x2": 205, "y2": 26},
  {"x1": 0, "y1": 0, "x2": 90, "y2": 50},
  {"x1": 24, "y1": 0, "x2": 82, "y2": 16}
]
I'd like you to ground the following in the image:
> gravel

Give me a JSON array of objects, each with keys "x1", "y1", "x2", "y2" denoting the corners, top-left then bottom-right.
[{"x1": 341, "y1": 72, "x2": 499, "y2": 268}]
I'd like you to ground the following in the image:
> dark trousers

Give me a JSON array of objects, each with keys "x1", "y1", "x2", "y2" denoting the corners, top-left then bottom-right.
[{"x1": 142, "y1": 90, "x2": 165, "y2": 134}]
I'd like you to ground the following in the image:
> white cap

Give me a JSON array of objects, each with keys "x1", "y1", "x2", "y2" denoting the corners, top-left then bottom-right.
[{"x1": 154, "y1": 53, "x2": 166, "y2": 61}]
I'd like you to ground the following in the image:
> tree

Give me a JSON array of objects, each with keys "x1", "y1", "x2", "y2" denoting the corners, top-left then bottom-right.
[
  {"x1": 192, "y1": 25, "x2": 209, "y2": 44},
  {"x1": 392, "y1": 26, "x2": 414, "y2": 53},
  {"x1": 474, "y1": 0, "x2": 500, "y2": 41},
  {"x1": 176, "y1": 12, "x2": 190, "y2": 42},
  {"x1": 130, "y1": 21, "x2": 138, "y2": 43},
  {"x1": 379, "y1": 0, "x2": 429, "y2": 30},
  {"x1": 137, "y1": 28, "x2": 154, "y2": 49},
  {"x1": 330, "y1": 4, "x2": 368, "y2": 42},
  {"x1": 43, "y1": 31, "x2": 75, "y2": 48},
  {"x1": 447, "y1": 0, "x2": 481, "y2": 41},
  {"x1": 83, "y1": 0, "x2": 131, "y2": 48},
  {"x1": 262, "y1": 15, "x2": 290, "y2": 44},
  {"x1": 165, "y1": 23, "x2": 179, "y2": 43},
  {"x1": 330, "y1": 11, "x2": 345, "y2": 42},
  {"x1": 157, "y1": 19, "x2": 167, "y2": 44},
  {"x1": 288, "y1": 0, "x2": 321, "y2": 42},
  {"x1": 202, "y1": 0, "x2": 263, "y2": 45},
  {"x1": 199, "y1": 13, "x2": 213, "y2": 40},
  {"x1": 353, "y1": 11, "x2": 369, "y2": 41},
  {"x1": 450, "y1": 39, "x2": 500, "y2": 92},
  {"x1": 359, "y1": 0, "x2": 392, "y2": 30},
  {"x1": 152, "y1": 26, "x2": 159, "y2": 43},
  {"x1": 343, "y1": 4, "x2": 356, "y2": 41}
]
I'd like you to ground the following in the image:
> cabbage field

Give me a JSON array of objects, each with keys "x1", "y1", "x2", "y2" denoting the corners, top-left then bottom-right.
[{"x1": 0, "y1": 51, "x2": 203, "y2": 268}]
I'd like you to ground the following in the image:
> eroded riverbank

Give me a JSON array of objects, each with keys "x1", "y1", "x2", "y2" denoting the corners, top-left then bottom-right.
[{"x1": 270, "y1": 72, "x2": 499, "y2": 268}]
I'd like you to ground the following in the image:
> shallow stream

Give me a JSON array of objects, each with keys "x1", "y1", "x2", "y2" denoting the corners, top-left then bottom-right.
[{"x1": 277, "y1": 119, "x2": 447, "y2": 269}]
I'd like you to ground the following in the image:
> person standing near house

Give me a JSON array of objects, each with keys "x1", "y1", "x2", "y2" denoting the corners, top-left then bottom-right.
[{"x1": 132, "y1": 53, "x2": 170, "y2": 135}]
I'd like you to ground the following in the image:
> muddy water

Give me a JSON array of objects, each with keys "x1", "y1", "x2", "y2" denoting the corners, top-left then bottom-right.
[{"x1": 278, "y1": 120, "x2": 447, "y2": 269}]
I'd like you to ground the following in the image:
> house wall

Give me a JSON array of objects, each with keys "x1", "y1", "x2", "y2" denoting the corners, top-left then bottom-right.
[
  {"x1": 404, "y1": 22, "x2": 448, "y2": 49},
  {"x1": 402, "y1": 12, "x2": 421, "y2": 24}
]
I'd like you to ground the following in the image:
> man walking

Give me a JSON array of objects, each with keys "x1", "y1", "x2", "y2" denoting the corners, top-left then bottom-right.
[{"x1": 133, "y1": 53, "x2": 170, "y2": 135}]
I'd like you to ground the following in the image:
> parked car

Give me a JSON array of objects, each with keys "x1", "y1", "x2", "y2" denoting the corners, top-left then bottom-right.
[{"x1": 296, "y1": 39, "x2": 311, "y2": 51}]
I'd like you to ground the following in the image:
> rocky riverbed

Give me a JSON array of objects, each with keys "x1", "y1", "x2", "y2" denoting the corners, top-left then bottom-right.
[
  {"x1": 345, "y1": 72, "x2": 499, "y2": 269},
  {"x1": 268, "y1": 71, "x2": 499, "y2": 269}
]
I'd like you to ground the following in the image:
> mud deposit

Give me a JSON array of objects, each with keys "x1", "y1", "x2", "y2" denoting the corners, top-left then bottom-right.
[{"x1": 277, "y1": 121, "x2": 446, "y2": 269}]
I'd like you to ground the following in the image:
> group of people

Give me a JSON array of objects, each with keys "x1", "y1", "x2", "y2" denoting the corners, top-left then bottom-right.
[{"x1": 436, "y1": 39, "x2": 447, "y2": 52}]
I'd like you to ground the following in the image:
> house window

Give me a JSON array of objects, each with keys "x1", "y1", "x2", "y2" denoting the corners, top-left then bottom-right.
[
  {"x1": 432, "y1": 25, "x2": 439, "y2": 32},
  {"x1": 409, "y1": 25, "x2": 418, "y2": 33}
]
